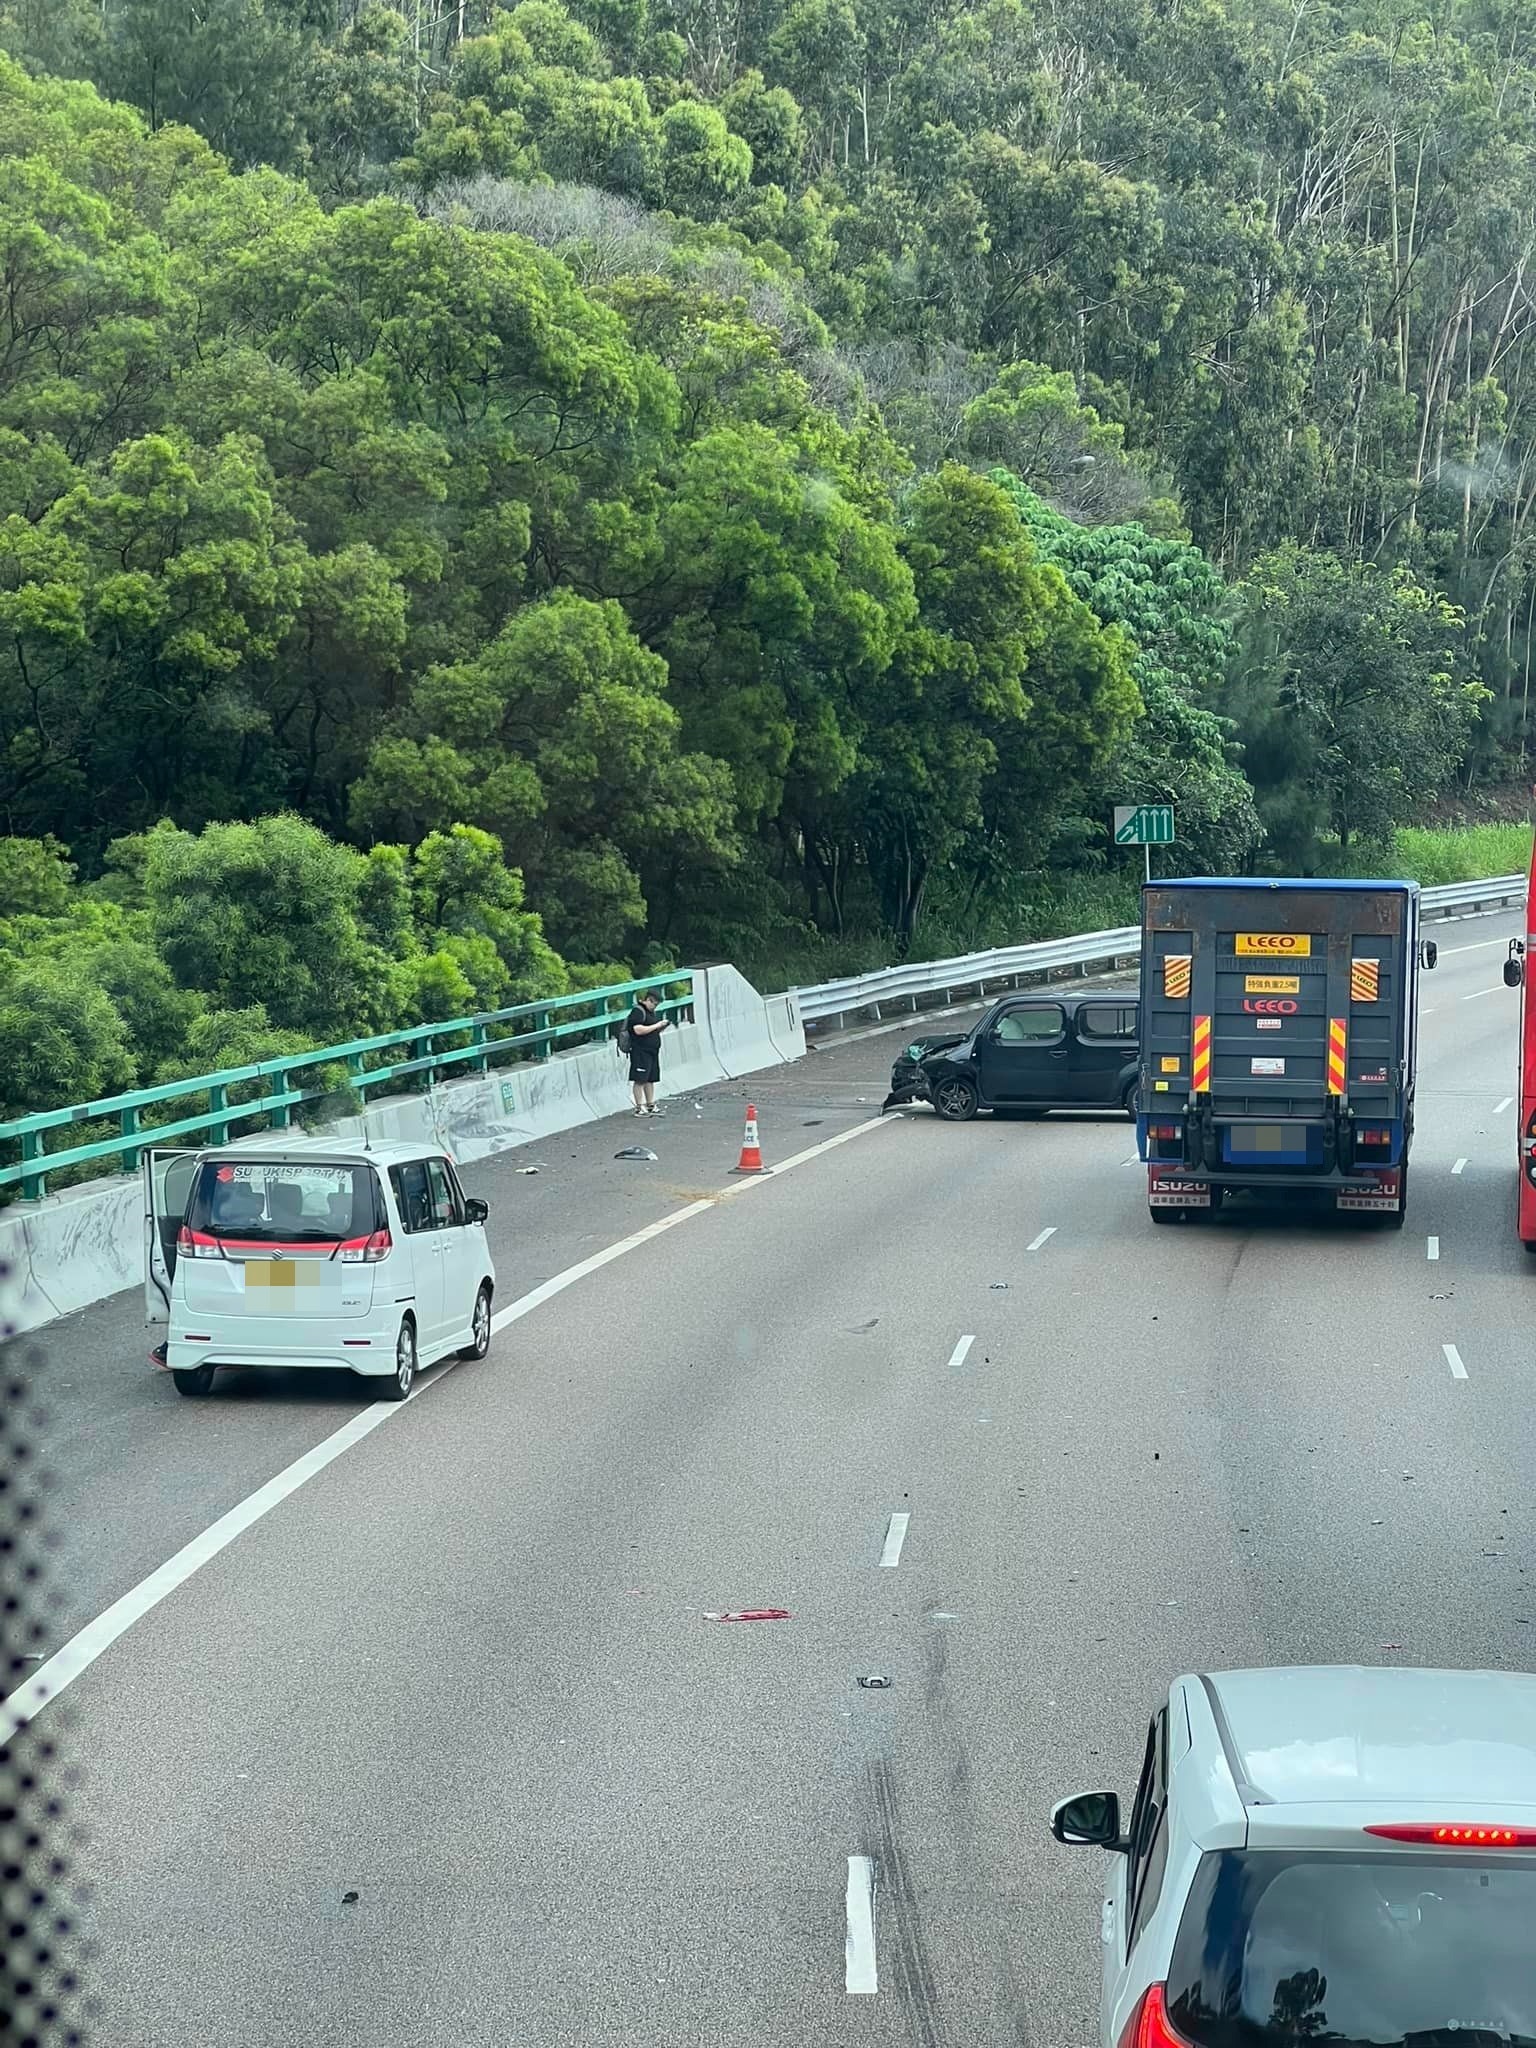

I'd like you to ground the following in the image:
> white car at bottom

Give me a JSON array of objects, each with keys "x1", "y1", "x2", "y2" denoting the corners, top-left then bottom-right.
[
  {"x1": 1054, "y1": 1664, "x2": 1536, "y2": 2048},
  {"x1": 145, "y1": 1138, "x2": 496, "y2": 1401}
]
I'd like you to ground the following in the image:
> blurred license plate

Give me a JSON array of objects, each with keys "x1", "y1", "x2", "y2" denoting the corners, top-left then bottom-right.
[{"x1": 244, "y1": 1261, "x2": 319, "y2": 1288}]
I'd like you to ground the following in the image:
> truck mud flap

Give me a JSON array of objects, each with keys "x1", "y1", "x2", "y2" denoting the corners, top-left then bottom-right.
[
  {"x1": 1149, "y1": 1174, "x2": 1211, "y2": 1209},
  {"x1": 1337, "y1": 1169, "x2": 1402, "y2": 1212}
]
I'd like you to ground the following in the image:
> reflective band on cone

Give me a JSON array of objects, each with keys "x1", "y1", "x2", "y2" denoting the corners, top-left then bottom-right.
[{"x1": 733, "y1": 1104, "x2": 766, "y2": 1174}]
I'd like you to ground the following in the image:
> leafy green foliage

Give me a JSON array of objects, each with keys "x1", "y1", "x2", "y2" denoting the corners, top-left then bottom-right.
[{"x1": 3, "y1": 0, "x2": 1536, "y2": 1084}]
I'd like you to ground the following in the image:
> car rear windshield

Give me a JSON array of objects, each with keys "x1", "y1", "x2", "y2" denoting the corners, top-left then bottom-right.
[
  {"x1": 186, "y1": 1160, "x2": 384, "y2": 1244},
  {"x1": 1168, "y1": 1848, "x2": 1536, "y2": 2047}
]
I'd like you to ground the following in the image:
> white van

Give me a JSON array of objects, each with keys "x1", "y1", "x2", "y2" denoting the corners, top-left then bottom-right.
[{"x1": 144, "y1": 1139, "x2": 496, "y2": 1401}]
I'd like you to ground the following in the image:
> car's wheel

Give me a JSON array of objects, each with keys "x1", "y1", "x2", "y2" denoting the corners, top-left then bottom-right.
[
  {"x1": 459, "y1": 1283, "x2": 493, "y2": 1361},
  {"x1": 1121, "y1": 1083, "x2": 1137, "y2": 1120},
  {"x1": 933, "y1": 1075, "x2": 979, "y2": 1122},
  {"x1": 172, "y1": 1365, "x2": 215, "y2": 1397},
  {"x1": 375, "y1": 1318, "x2": 416, "y2": 1401}
]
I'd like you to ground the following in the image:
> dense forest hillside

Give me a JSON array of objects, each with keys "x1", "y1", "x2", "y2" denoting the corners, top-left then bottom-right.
[{"x1": 0, "y1": 0, "x2": 1531, "y2": 1106}]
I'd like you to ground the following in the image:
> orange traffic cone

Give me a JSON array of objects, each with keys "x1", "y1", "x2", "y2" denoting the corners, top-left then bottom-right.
[{"x1": 732, "y1": 1103, "x2": 766, "y2": 1174}]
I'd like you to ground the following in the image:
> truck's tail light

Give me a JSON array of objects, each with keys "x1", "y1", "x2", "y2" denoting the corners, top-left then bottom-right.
[
  {"x1": 1366, "y1": 1822, "x2": 1536, "y2": 1847},
  {"x1": 1357, "y1": 1126, "x2": 1390, "y2": 1145},
  {"x1": 1119, "y1": 1986, "x2": 1190, "y2": 2048},
  {"x1": 176, "y1": 1226, "x2": 223, "y2": 1260},
  {"x1": 339, "y1": 1229, "x2": 392, "y2": 1264},
  {"x1": 1148, "y1": 1123, "x2": 1182, "y2": 1140}
]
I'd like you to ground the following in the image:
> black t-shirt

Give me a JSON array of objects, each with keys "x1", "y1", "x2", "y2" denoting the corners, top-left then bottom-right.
[{"x1": 627, "y1": 1004, "x2": 664, "y2": 1046}]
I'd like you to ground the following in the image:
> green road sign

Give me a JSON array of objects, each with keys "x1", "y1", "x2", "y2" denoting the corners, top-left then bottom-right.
[{"x1": 1113, "y1": 804, "x2": 1176, "y2": 846}]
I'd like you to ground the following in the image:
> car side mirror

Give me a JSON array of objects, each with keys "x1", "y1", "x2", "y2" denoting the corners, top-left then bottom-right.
[
  {"x1": 1505, "y1": 949, "x2": 1523, "y2": 989},
  {"x1": 1420, "y1": 939, "x2": 1438, "y2": 970},
  {"x1": 464, "y1": 1197, "x2": 489, "y2": 1224},
  {"x1": 1051, "y1": 1789, "x2": 1125, "y2": 1849}
]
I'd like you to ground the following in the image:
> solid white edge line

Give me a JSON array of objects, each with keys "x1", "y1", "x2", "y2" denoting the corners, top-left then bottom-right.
[
  {"x1": 1427, "y1": 1236, "x2": 1439, "y2": 1261},
  {"x1": 845, "y1": 1855, "x2": 878, "y2": 1994},
  {"x1": 946, "y1": 1334, "x2": 976, "y2": 1371},
  {"x1": 1444, "y1": 1343, "x2": 1468, "y2": 1381},
  {"x1": 1495, "y1": 1096, "x2": 1514, "y2": 1114},
  {"x1": 879, "y1": 1512, "x2": 910, "y2": 1569},
  {"x1": 6, "y1": 1109, "x2": 901, "y2": 1737},
  {"x1": 1026, "y1": 1226, "x2": 1057, "y2": 1252},
  {"x1": 1439, "y1": 936, "x2": 1514, "y2": 955},
  {"x1": 1452, "y1": 1158, "x2": 1468, "y2": 1175},
  {"x1": 1459, "y1": 986, "x2": 1506, "y2": 1001}
]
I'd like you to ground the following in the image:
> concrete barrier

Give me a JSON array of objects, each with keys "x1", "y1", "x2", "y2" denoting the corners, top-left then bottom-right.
[
  {"x1": 703, "y1": 964, "x2": 800, "y2": 1076},
  {"x1": 0, "y1": 965, "x2": 799, "y2": 1339}
]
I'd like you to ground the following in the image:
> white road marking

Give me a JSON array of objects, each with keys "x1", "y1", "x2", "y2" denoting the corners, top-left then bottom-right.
[
  {"x1": 845, "y1": 1856, "x2": 878, "y2": 1994},
  {"x1": 1452, "y1": 1157, "x2": 1468, "y2": 1175},
  {"x1": 1121, "y1": 1155, "x2": 1139, "y2": 1166},
  {"x1": 4, "y1": 1112, "x2": 901, "y2": 1737},
  {"x1": 879, "y1": 1513, "x2": 910, "y2": 1568},
  {"x1": 1440, "y1": 936, "x2": 1514, "y2": 955},
  {"x1": 1026, "y1": 1227, "x2": 1057, "y2": 1252},
  {"x1": 1444, "y1": 1343, "x2": 1468, "y2": 1380},
  {"x1": 1495, "y1": 1096, "x2": 1514, "y2": 1114},
  {"x1": 946, "y1": 1333, "x2": 976, "y2": 1371},
  {"x1": 1427, "y1": 1236, "x2": 1439, "y2": 1261},
  {"x1": 1460, "y1": 986, "x2": 1506, "y2": 1001}
]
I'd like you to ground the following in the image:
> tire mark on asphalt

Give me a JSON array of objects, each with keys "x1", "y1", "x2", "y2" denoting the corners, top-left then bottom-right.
[{"x1": 866, "y1": 1756, "x2": 945, "y2": 2048}]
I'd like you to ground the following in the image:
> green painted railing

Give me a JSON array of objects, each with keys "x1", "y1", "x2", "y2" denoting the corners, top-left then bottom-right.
[{"x1": 0, "y1": 971, "x2": 694, "y2": 1201}]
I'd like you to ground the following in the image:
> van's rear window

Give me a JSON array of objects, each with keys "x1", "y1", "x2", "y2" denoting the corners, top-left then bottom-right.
[{"x1": 187, "y1": 1161, "x2": 383, "y2": 1244}]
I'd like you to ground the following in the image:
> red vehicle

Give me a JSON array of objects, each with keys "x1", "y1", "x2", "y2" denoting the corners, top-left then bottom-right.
[{"x1": 1505, "y1": 830, "x2": 1536, "y2": 1249}]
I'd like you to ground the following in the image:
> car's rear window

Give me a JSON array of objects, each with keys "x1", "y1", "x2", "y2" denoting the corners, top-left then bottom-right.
[
  {"x1": 1168, "y1": 1848, "x2": 1536, "y2": 2047},
  {"x1": 187, "y1": 1160, "x2": 383, "y2": 1244},
  {"x1": 1077, "y1": 1003, "x2": 1138, "y2": 1040}
]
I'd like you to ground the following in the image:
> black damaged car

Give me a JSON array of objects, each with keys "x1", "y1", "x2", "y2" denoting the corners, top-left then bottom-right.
[{"x1": 885, "y1": 990, "x2": 1139, "y2": 1122}]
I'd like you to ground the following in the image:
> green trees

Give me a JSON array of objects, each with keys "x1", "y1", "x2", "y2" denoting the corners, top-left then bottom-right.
[
  {"x1": 2, "y1": 0, "x2": 1534, "y2": 1043},
  {"x1": 1229, "y1": 549, "x2": 1485, "y2": 865}
]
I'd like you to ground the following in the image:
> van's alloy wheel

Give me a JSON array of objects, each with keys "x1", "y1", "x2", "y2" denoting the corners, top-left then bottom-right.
[
  {"x1": 377, "y1": 1320, "x2": 416, "y2": 1402},
  {"x1": 934, "y1": 1076, "x2": 979, "y2": 1122},
  {"x1": 459, "y1": 1284, "x2": 492, "y2": 1361}
]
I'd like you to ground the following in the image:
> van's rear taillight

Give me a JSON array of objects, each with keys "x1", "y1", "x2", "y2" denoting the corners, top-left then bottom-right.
[
  {"x1": 176, "y1": 1226, "x2": 222, "y2": 1259},
  {"x1": 339, "y1": 1228, "x2": 392, "y2": 1264},
  {"x1": 1366, "y1": 1822, "x2": 1536, "y2": 1847},
  {"x1": 1119, "y1": 1985, "x2": 1191, "y2": 2048}
]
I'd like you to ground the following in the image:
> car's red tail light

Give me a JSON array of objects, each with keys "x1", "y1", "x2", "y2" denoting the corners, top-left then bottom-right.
[
  {"x1": 176, "y1": 1226, "x2": 222, "y2": 1260},
  {"x1": 1366, "y1": 1822, "x2": 1536, "y2": 1847},
  {"x1": 1119, "y1": 1985, "x2": 1191, "y2": 2048},
  {"x1": 339, "y1": 1228, "x2": 392, "y2": 1264}
]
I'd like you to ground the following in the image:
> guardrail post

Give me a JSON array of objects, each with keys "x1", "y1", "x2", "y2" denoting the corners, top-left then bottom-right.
[
  {"x1": 270, "y1": 1061, "x2": 293, "y2": 1130},
  {"x1": 119, "y1": 1104, "x2": 142, "y2": 1175},
  {"x1": 20, "y1": 1129, "x2": 45, "y2": 1201},
  {"x1": 471, "y1": 1021, "x2": 489, "y2": 1074},
  {"x1": 208, "y1": 1083, "x2": 229, "y2": 1146}
]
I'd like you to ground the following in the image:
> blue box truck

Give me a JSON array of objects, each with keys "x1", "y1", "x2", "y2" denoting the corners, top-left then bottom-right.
[{"x1": 1137, "y1": 878, "x2": 1437, "y2": 1225}]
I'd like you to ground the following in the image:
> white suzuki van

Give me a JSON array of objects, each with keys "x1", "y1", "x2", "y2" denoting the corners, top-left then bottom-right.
[{"x1": 144, "y1": 1139, "x2": 496, "y2": 1400}]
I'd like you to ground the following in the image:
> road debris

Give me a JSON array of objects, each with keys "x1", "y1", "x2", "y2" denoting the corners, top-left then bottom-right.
[
  {"x1": 857, "y1": 1675, "x2": 892, "y2": 1690},
  {"x1": 703, "y1": 1608, "x2": 791, "y2": 1622},
  {"x1": 614, "y1": 1145, "x2": 658, "y2": 1161}
]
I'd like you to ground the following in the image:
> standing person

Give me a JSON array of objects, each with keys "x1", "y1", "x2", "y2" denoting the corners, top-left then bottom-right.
[{"x1": 625, "y1": 988, "x2": 669, "y2": 1115}]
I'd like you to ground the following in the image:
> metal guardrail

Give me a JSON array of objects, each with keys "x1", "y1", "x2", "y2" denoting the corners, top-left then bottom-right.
[
  {"x1": 792, "y1": 875, "x2": 1528, "y2": 1030},
  {"x1": 0, "y1": 971, "x2": 695, "y2": 1200}
]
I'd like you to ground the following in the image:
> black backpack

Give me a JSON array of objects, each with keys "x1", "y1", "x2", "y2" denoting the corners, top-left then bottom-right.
[{"x1": 616, "y1": 1015, "x2": 634, "y2": 1057}]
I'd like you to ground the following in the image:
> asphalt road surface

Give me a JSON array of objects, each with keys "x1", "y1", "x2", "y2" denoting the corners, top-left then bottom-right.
[{"x1": 12, "y1": 917, "x2": 1534, "y2": 2047}]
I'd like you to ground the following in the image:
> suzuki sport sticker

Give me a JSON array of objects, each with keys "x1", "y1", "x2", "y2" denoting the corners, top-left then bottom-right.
[
  {"x1": 1235, "y1": 933, "x2": 1312, "y2": 956},
  {"x1": 1244, "y1": 974, "x2": 1300, "y2": 994}
]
